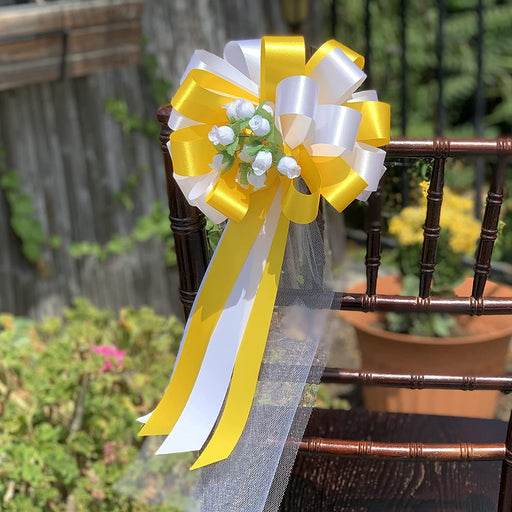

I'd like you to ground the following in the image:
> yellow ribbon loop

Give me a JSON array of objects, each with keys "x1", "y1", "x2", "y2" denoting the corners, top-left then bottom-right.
[
  {"x1": 346, "y1": 101, "x2": 391, "y2": 146},
  {"x1": 170, "y1": 125, "x2": 217, "y2": 177},
  {"x1": 306, "y1": 39, "x2": 365, "y2": 74},
  {"x1": 172, "y1": 69, "x2": 259, "y2": 123},
  {"x1": 260, "y1": 36, "x2": 306, "y2": 101},
  {"x1": 281, "y1": 147, "x2": 321, "y2": 224},
  {"x1": 206, "y1": 166, "x2": 253, "y2": 223},
  {"x1": 313, "y1": 156, "x2": 368, "y2": 212}
]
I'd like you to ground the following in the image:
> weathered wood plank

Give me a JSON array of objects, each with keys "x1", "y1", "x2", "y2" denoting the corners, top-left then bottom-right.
[
  {"x1": 0, "y1": 0, "x2": 143, "y2": 38},
  {"x1": 0, "y1": 21, "x2": 141, "y2": 65},
  {"x1": 0, "y1": 0, "x2": 321, "y2": 318},
  {"x1": 0, "y1": 44, "x2": 140, "y2": 91}
]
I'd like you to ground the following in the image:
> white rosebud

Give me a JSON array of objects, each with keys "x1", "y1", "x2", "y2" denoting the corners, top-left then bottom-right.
[
  {"x1": 252, "y1": 150, "x2": 273, "y2": 176},
  {"x1": 261, "y1": 103, "x2": 274, "y2": 116},
  {"x1": 208, "y1": 125, "x2": 235, "y2": 146},
  {"x1": 209, "y1": 154, "x2": 227, "y2": 172},
  {"x1": 249, "y1": 115, "x2": 271, "y2": 137},
  {"x1": 277, "y1": 156, "x2": 301, "y2": 179},
  {"x1": 239, "y1": 145, "x2": 255, "y2": 163},
  {"x1": 224, "y1": 99, "x2": 255, "y2": 120},
  {"x1": 247, "y1": 172, "x2": 267, "y2": 190},
  {"x1": 236, "y1": 100, "x2": 255, "y2": 120}
]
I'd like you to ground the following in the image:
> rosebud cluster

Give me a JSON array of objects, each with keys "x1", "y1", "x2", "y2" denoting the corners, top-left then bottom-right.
[{"x1": 207, "y1": 98, "x2": 301, "y2": 190}]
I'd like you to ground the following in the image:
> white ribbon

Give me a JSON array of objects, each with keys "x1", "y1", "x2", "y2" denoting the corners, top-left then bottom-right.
[{"x1": 155, "y1": 190, "x2": 282, "y2": 455}]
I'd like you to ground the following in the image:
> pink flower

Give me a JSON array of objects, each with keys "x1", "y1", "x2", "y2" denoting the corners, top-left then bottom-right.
[{"x1": 92, "y1": 345, "x2": 125, "y2": 373}]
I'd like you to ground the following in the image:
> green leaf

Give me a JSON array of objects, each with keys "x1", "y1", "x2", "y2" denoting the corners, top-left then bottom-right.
[
  {"x1": 221, "y1": 153, "x2": 235, "y2": 173},
  {"x1": 238, "y1": 163, "x2": 251, "y2": 186},
  {"x1": 273, "y1": 126, "x2": 283, "y2": 146},
  {"x1": 225, "y1": 137, "x2": 240, "y2": 156},
  {"x1": 243, "y1": 144, "x2": 264, "y2": 156},
  {"x1": 0, "y1": 170, "x2": 20, "y2": 191}
]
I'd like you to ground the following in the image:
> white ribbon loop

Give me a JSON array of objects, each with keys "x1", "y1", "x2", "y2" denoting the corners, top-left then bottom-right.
[
  {"x1": 310, "y1": 105, "x2": 362, "y2": 157},
  {"x1": 168, "y1": 109, "x2": 201, "y2": 131},
  {"x1": 173, "y1": 172, "x2": 227, "y2": 224},
  {"x1": 223, "y1": 39, "x2": 262, "y2": 86},
  {"x1": 308, "y1": 47, "x2": 366, "y2": 105},
  {"x1": 275, "y1": 76, "x2": 318, "y2": 149},
  {"x1": 182, "y1": 49, "x2": 259, "y2": 96},
  {"x1": 348, "y1": 89, "x2": 379, "y2": 102},
  {"x1": 343, "y1": 142, "x2": 386, "y2": 200}
]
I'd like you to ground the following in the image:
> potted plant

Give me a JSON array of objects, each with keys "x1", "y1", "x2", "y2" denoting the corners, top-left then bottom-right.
[{"x1": 341, "y1": 178, "x2": 512, "y2": 418}]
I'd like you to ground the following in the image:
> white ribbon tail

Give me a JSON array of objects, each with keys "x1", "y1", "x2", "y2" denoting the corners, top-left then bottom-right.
[{"x1": 154, "y1": 189, "x2": 283, "y2": 455}]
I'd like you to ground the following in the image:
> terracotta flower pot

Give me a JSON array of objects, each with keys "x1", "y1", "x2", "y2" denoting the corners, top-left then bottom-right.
[{"x1": 340, "y1": 275, "x2": 512, "y2": 418}]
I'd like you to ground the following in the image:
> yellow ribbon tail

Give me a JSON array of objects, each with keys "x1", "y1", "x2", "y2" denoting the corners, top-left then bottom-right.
[
  {"x1": 139, "y1": 186, "x2": 276, "y2": 437},
  {"x1": 190, "y1": 212, "x2": 290, "y2": 470}
]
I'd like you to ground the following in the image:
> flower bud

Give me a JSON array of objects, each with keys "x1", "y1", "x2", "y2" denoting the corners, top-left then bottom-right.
[
  {"x1": 225, "y1": 99, "x2": 255, "y2": 120},
  {"x1": 209, "y1": 154, "x2": 227, "y2": 172},
  {"x1": 239, "y1": 145, "x2": 255, "y2": 163},
  {"x1": 249, "y1": 115, "x2": 271, "y2": 137},
  {"x1": 208, "y1": 125, "x2": 235, "y2": 146},
  {"x1": 261, "y1": 103, "x2": 274, "y2": 116},
  {"x1": 277, "y1": 156, "x2": 301, "y2": 179},
  {"x1": 252, "y1": 150, "x2": 273, "y2": 176},
  {"x1": 247, "y1": 172, "x2": 267, "y2": 190}
]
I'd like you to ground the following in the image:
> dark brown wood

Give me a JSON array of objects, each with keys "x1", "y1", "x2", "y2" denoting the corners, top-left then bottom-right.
[
  {"x1": 157, "y1": 104, "x2": 209, "y2": 320},
  {"x1": 499, "y1": 411, "x2": 512, "y2": 511},
  {"x1": 282, "y1": 409, "x2": 507, "y2": 511},
  {"x1": 159, "y1": 125, "x2": 512, "y2": 509},
  {"x1": 299, "y1": 438, "x2": 505, "y2": 460},
  {"x1": 473, "y1": 158, "x2": 507, "y2": 299},
  {"x1": 331, "y1": 291, "x2": 512, "y2": 314},
  {"x1": 418, "y1": 154, "x2": 445, "y2": 298},
  {"x1": 321, "y1": 367, "x2": 512, "y2": 391},
  {"x1": 365, "y1": 184, "x2": 382, "y2": 296},
  {"x1": 384, "y1": 136, "x2": 512, "y2": 157}
]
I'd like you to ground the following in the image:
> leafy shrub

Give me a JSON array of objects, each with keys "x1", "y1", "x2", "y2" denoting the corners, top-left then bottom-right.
[{"x1": 0, "y1": 300, "x2": 186, "y2": 511}]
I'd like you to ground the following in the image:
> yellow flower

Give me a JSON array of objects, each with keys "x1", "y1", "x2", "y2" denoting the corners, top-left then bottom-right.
[{"x1": 390, "y1": 182, "x2": 480, "y2": 255}]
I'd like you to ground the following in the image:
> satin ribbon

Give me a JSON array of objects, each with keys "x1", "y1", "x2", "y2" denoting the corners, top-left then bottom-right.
[{"x1": 139, "y1": 36, "x2": 390, "y2": 469}]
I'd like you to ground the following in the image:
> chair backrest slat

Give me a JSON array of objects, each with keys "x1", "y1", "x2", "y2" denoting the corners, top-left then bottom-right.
[
  {"x1": 473, "y1": 159, "x2": 506, "y2": 299},
  {"x1": 419, "y1": 155, "x2": 445, "y2": 298},
  {"x1": 365, "y1": 185, "x2": 382, "y2": 296},
  {"x1": 298, "y1": 438, "x2": 505, "y2": 460},
  {"x1": 157, "y1": 105, "x2": 209, "y2": 319},
  {"x1": 321, "y1": 367, "x2": 512, "y2": 391}
]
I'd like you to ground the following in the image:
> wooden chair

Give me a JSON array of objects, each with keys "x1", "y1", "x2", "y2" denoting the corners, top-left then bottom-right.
[{"x1": 157, "y1": 104, "x2": 512, "y2": 511}]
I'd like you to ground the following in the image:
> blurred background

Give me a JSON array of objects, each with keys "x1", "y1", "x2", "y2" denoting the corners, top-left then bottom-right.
[
  {"x1": 2, "y1": 2, "x2": 512, "y2": 511},
  {"x1": 1, "y1": 0, "x2": 510, "y2": 319}
]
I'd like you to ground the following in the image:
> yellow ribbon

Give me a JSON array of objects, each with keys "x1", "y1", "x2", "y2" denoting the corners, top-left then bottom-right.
[{"x1": 141, "y1": 36, "x2": 390, "y2": 469}]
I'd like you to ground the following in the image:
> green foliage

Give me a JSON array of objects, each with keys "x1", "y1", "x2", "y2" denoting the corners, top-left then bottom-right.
[
  {"x1": 140, "y1": 36, "x2": 173, "y2": 107},
  {"x1": 205, "y1": 219, "x2": 223, "y2": 256},
  {"x1": 332, "y1": 0, "x2": 512, "y2": 137},
  {"x1": 0, "y1": 300, "x2": 186, "y2": 511},
  {"x1": 114, "y1": 167, "x2": 149, "y2": 212},
  {"x1": 105, "y1": 98, "x2": 159, "y2": 139},
  {"x1": 69, "y1": 201, "x2": 176, "y2": 266},
  {"x1": 0, "y1": 153, "x2": 48, "y2": 264}
]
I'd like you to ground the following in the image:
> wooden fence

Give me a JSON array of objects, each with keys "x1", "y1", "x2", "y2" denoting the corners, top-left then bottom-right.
[{"x1": 0, "y1": 0, "x2": 322, "y2": 318}]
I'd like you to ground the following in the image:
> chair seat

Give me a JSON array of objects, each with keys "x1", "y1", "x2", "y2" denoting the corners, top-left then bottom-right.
[{"x1": 281, "y1": 408, "x2": 507, "y2": 511}]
